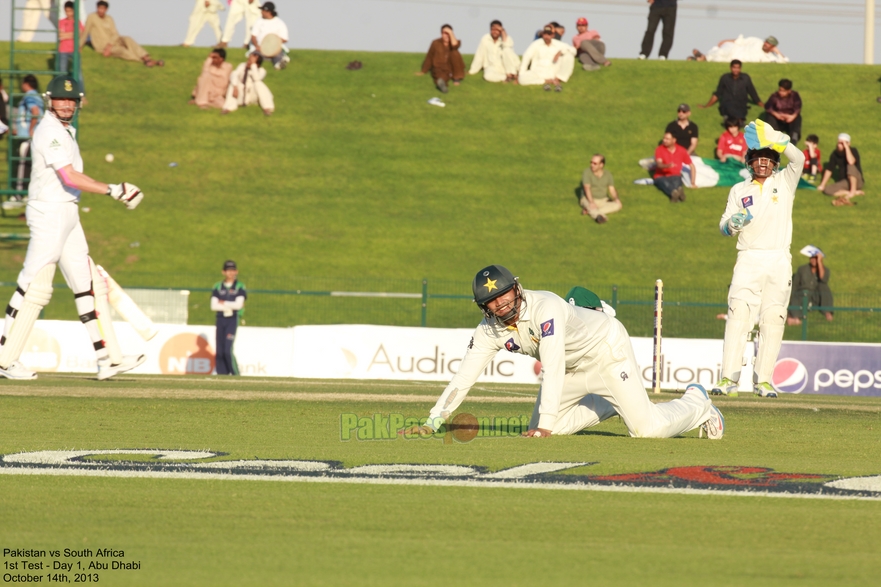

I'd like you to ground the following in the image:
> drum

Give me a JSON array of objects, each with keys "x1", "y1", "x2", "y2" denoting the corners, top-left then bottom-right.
[{"x1": 260, "y1": 34, "x2": 283, "y2": 58}]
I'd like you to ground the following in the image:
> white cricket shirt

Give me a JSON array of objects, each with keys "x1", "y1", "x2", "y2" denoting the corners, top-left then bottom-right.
[{"x1": 28, "y1": 112, "x2": 83, "y2": 203}]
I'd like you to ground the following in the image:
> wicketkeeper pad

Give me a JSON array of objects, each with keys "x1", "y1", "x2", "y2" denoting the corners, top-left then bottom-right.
[{"x1": 0, "y1": 264, "x2": 55, "y2": 368}]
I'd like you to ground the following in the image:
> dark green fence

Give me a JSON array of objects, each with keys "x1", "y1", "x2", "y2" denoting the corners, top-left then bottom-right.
[{"x1": 1, "y1": 276, "x2": 878, "y2": 343}]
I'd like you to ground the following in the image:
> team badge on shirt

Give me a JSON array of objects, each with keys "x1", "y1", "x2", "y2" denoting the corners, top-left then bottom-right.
[
  {"x1": 504, "y1": 338, "x2": 520, "y2": 352},
  {"x1": 540, "y1": 319, "x2": 555, "y2": 337},
  {"x1": 741, "y1": 196, "x2": 754, "y2": 208}
]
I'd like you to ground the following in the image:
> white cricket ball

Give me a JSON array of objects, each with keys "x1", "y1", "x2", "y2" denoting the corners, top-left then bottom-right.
[
  {"x1": 105, "y1": 153, "x2": 114, "y2": 163},
  {"x1": 532, "y1": 430, "x2": 542, "y2": 438}
]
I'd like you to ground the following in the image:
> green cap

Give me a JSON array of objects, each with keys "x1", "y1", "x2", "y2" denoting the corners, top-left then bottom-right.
[
  {"x1": 764, "y1": 36, "x2": 779, "y2": 47},
  {"x1": 565, "y1": 286, "x2": 602, "y2": 309}
]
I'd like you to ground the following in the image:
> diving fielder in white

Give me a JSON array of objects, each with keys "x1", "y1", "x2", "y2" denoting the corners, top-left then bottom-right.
[
  {"x1": 403, "y1": 265, "x2": 724, "y2": 439},
  {"x1": 713, "y1": 119, "x2": 805, "y2": 398},
  {"x1": 0, "y1": 75, "x2": 145, "y2": 381}
]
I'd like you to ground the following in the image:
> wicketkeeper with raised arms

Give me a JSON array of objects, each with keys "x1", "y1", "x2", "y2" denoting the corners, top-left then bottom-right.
[
  {"x1": 713, "y1": 119, "x2": 806, "y2": 398},
  {"x1": 402, "y1": 265, "x2": 724, "y2": 439},
  {"x1": 0, "y1": 75, "x2": 145, "y2": 381}
]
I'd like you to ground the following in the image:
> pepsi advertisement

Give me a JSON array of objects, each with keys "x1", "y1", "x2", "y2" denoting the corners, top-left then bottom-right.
[{"x1": 774, "y1": 341, "x2": 881, "y2": 396}]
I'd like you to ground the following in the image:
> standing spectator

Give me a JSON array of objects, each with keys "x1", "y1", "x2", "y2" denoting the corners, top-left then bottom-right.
[
  {"x1": 713, "y1": 119, "x2": 805, "y2": 399},
  {"x1": 468, "y1": 20, "x2": 520, "y2": 83},
  {"x1": 0, "y1": 78, "x2": 10, "y2": 138},
  {"x1": 699, "y1": 60, "x2": 763, "y2": 122},
  {"x1": 802, "y1": 134, "x2": 821, "y2": 182},
  {"x1": 579, "y1": 154, "x2": 621, "y2": 224},
  {"x1": 82, "y1": 1, "x2": 164, "y2": 67},
  {"x1": 211, "y1": 260, "x2": 247, "y2": 376},
  {"x1": 189, "y1": 48, "x2": 232, "y2": 110},
  {"x1": 183, "y1": 0, "x2": 225, "y2": 47},
  {"x1": 250, "y1": 2, "x2": 290, "y2": 70},
  {"x1": 788, "y1": 251, "x2": 833, "y2": 325},
  {"x1": 639, "y1": 0, "x2": 677, "y2": 60},
  {"x1": 58, "y1": 2, "x2": 85, "y2": 95},
  {"x1": 653, "y1": 132, "x2": 694, "y2": 203},
  {"x1": 222, "y1": 53, "x2": 275, "y2": 116},
  {"x1": 219, "y1": 0, "x2": 261, "y2": 49},
  {"x1": 816, "y1": 133, "x2": 864, "y2": 206},
  {"x1": 417, "y1": 24, "x2": 466, "y2": 94},
  {"x1": 763, "y1": 79, "x2": 802, "y2": 145},
  {"x1": 665, "y1": 103, "x2": 698, "y2": 155},
  {"x1": 518, "y1": 25, "x2": 576, "y2": 91},
  {"x1": 14, "y1": 75, "x2": 44, "y2": 193},
  {"x1": 716, "y1": 118, "x2": 748, "y2": 164},
  {"x1": 572, "y1": 17, "x2": 611, "y2": 70}
]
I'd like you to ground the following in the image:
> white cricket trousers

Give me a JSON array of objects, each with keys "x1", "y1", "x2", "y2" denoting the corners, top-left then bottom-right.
[
  {"x1": 18, "y1": 200, "x2": 91, "y2": 293},
  {"x1": 184, "y1": 9, "x2": 222, "y2": 45},
  {"x1": 530, "y1": 319, "x2": 713, "y2": 437},
  {"x1": 221, "y1": 0, "x2": 259, "y2": 45}
]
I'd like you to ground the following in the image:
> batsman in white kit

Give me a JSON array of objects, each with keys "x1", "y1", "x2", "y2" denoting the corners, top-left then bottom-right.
[
  {"x1": 402, "y1": 265, "x2": 724, "y2": 439},
  {"x1": 0, "y1": 75, "x2": 146, "y2": 381},
  {"x1": 712, "y1": 119, "x2": 806, "y2": 398}
]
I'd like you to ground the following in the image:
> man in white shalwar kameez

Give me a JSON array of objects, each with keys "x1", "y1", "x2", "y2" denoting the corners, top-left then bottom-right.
[
  {"x1": 183, "y1": 0, "x2": 225, "y2": 47},
  {"x1": 219, "y1": 0, "x2": 261, "y2": 48},
  {"x1": 704, "y1": 35, "x2": 788, "y2": 63},
  {"x1": 518, "y1": 25, "x2": 576, "y2": 90},
  {"x1": 222, "y1": 53, "x2": 274, "y2": 116},
  {"x1": 469, "y1": 20, "x2": 520, "y2": 83}
]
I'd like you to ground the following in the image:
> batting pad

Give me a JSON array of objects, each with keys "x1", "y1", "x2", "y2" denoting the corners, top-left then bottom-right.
[
  {"x1": 99, "y1": 265, "x2": 158, "y2": 341},
  {"x1": 91, "y1": 258, "x2": 123, "y2": 365},
  {"x1": 0, "y1": 264, "x2": 55, "y2": 368}
]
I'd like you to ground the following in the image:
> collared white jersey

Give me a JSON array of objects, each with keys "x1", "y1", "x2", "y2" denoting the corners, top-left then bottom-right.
[
  {"x1": 251, "y1": 16, "x2": 288, "y2": 43},
  {"x1": 719, "y1": 143, "x2": 805, "y2": 251},
  {"x1": 469, "y1": 33, "x2": 519, "y2": 75},
  {"x1": 519, "y1": 38, "x2": 575, "y2": 79},
  {"x1": 28, "y1": 113, "x2": 83, "y2": 203},
  {"x1": 427, "y1": 289, "x2": 615, "y2": 430}
]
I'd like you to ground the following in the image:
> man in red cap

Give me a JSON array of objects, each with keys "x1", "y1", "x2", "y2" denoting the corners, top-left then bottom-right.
[{"x1": 571, "y1": 17, "x2": 610, "y2": 70}]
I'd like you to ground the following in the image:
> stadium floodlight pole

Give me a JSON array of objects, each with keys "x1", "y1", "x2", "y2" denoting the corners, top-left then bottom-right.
[
  {"x1": 652, "y1": 279, "x2": 663, "y2": 394},
  {"x1": 866, "y1": 0, "x2": 876, "y2": 65}
]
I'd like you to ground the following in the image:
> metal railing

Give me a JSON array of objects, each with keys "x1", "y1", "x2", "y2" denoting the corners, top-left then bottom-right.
[{"x1": 1, "y1": 275, "x2": 878, "y2": 343}]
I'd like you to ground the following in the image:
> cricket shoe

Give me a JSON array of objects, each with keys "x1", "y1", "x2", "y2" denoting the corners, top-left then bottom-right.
[
  {"x1": 710, "y1": 377, "x2": 738, "y2": 397},
  {"x1": 0, "y1": 361, "x2": 37, "y2": 380},
  {"x1": 754, "y1": 382, "x2": 779, "y2": 398},
  {"x1": 699, "y1": 405, "x2": 725, "y2": 439},
  {"x1": 97, "y1": 354, "x2": 147, "y2": 381},
  {"x1": 685, "y1": 383, "x2": 710, "y2": 401}
]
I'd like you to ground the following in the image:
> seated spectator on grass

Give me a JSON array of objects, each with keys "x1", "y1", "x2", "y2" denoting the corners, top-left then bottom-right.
[
  {"x1": 716, "y1": 118, "x2": 747, "y2": 164},
  {"x1": 58, "y1": 2, "x2": 86, "y2": 95},
  {"x1": 699, "y1": 60, "x2": 763, "y2": 122},
  {"x1": 417, "y1": 24, "x2": 466, "y2": 94},
  {"x1": 83, "y1": 1, "x2": 164, "y2": 66},
  {"x1": 572, "y1": 17, "x2": 611, "y2": 70},
  {"x1": 816, "y1": 133, "x2": 864, "y2": 206},
  {"x1": 787, "y1": 250, "x2": 833, "y2": 325},
  {"x1": 665, "y1": 103, "x2": 698, "y2": 155},
  {"x1": 653, "y1": 132, "x2": 694, "y2": 203},
  {"x1": 250, "y1": 2, "x2": 290, "y2": 70},
  {"x1": 578, "y1": 153, "x2": 621, "y2": 224},
  {"x1": 190, "y1": 48, "x2": 232, "y2": 110},
  {"x1": 469, "y1": 20, "x2": 520, "y2": 83},
  {"x1": 802, "y1": 134, "x2": 821, "y2": 183},
  {"x1": 519, "y1": 26, "x2": 576, "y2": 91},
  {"x1": 763, "y1": 79, "x2": 802, "y2": 145},
  {"x1": 696, "y1": 35, "x2": 787, "y2": 63},
  {"x1": 222, "y1": 53, "x2": 274, "y2": 116}
]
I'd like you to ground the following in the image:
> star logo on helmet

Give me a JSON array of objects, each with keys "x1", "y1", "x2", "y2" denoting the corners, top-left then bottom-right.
[{"x1": 483, "y1": 278, "x2": 497, "y2": 292}]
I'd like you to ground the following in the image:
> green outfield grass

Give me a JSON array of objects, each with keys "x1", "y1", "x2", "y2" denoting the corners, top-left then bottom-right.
[
  {"x1": 1, "y1": 376, "x2": 881, "y2": 586},
  {"x1": 1, "y1": 45, "x2": 878, "y2": 298}
]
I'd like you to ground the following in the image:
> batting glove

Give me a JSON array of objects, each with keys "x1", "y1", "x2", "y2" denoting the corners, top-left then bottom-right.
[
  {"x1": 744, "y1": 119, "x2": 790, "y2": 153},
  {"x1": 107, "y1": 183, "x2": 144, "y2": 210}
]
